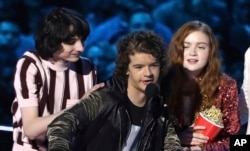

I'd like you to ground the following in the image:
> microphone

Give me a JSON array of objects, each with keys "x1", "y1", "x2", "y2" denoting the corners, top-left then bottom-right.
[
  {"x1": 145, "y1": 83, "x2": 161, "y2": 118},
  {"x1": 145, "y1": 83, "x2": 160, "y2": 101}
]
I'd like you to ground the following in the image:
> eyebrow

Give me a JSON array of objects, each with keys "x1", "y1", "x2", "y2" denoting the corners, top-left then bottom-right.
[
  {"x1": 184, "y1": 42, "x2": 209, "y2": 45},
  {"x1": 132, "y1": 61, "x2": 159, "y2": 66}
]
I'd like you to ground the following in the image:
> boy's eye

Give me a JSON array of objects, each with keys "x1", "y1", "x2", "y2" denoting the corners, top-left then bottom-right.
[
  {"x1": 66, "y1": 39, "x2": 77, "y2": 44},
  {"x1": 135, "y1": 66, "x2": 142, "y2": 69},
  {"x1": 151, "y1": 63, "x2": 159, "y2": 67},
  {"x1": 64, "y1": 36, "x2": 81, "y2": 45},
  {"x1": 153, "y1": 64, "x2": 159, "y2": 67}
]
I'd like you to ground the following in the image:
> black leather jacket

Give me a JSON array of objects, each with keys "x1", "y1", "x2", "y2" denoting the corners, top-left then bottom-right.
[{"x1": 47, "y1": 77, "x2": 182, "y2": 151}]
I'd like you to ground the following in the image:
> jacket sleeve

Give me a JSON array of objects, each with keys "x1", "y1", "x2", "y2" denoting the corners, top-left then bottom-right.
[
  {"x1": 163, "y1": 121, "x2": 183, "y2": 151},
  {"x1": 240, "y1": 47, "x2": 250, "y2": 131},
  {"x1": 47, "y1": 92, "x2": 103, "y2": 151}
]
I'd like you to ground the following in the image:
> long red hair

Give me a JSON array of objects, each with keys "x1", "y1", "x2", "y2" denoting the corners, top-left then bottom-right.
[{"x1": 161, "y1": 20, "x2": 222, "y2": 124}]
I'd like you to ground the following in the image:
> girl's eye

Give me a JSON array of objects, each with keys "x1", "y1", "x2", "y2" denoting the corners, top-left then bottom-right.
[
  {"x1": 184, "y1": 45, "x2": 189, "y2": 49},
  {"x1": 198, "y1": 46, "x2": 206, "y2": 50}
]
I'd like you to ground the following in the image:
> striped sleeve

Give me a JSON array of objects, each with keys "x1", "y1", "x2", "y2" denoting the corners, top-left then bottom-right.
[{"x1": 14, "y1": 57, "x2": 41, "y2": 108}]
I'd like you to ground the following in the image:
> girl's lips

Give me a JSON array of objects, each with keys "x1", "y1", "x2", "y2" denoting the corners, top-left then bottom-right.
[{"x1": 187, "y1": 59, "x2": 198, "y2": 63}]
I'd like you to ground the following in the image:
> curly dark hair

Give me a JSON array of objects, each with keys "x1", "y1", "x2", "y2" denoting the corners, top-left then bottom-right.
[
  {"x1": 114, "y1": 30, "x2": 167, "y2": 82},
  {"x1": 35, "y1": 7, "x2": 90, "y2": 59}
]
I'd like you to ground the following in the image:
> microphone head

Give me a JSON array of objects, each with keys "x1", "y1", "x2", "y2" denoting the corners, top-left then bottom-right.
[{"x1": 145, "y1": 83, "x2": 160, "y2": 99}]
